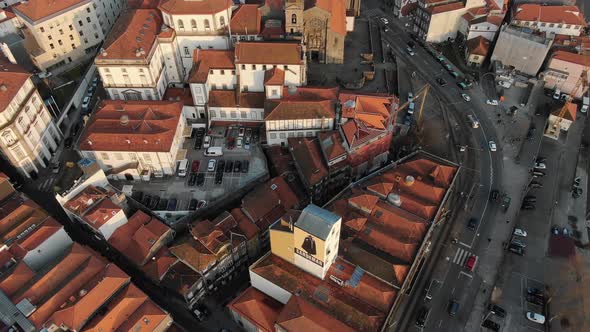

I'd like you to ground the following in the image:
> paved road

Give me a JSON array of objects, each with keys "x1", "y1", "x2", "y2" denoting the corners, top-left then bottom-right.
[{"x1": 371, "y1": 12, "x2": 508, "y2": 332}]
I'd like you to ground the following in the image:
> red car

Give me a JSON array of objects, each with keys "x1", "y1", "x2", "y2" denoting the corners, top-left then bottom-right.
[
  {"x1": 191, "y1": 160, "x2": 200, "y2": 173},
  {"x1": 465, "y1": 255, "x2": 477, "y2": 271}
]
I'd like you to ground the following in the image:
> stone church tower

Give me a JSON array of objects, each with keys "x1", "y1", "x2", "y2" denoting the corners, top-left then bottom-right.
[{"x1": 285, "y1": 0, "x2": 304, "y2": 34}]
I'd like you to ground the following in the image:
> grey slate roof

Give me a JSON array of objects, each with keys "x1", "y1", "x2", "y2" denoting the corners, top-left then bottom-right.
[{"x1": 295, "y1": 204, "x2": 340, "y2": 240}]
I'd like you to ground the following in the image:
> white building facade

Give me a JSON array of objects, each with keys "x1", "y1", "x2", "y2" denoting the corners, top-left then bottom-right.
[
  {"x1": 13, "y1": 0, "x2": 125, "y2": 72},
  {"x1": 512, "y1": 4, "x2": 586, "y2": 37}
]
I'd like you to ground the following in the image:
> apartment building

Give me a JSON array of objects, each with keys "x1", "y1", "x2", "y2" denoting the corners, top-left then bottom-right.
[
  {"x1": 207, "y1": 90, "x2": 266, "y2": 127},
  {"x1": 13, "y1": 0, "x2": 125, "y2": 72},
  {"x1": 542, "y1": 51, "x2": 590, "y2": 99},
  {"x1": 0, "y1": 57, "x2": 60, "y2": 179},
  {"x1": 459, "y1": 6, "x2": 504, "y2": 41},
  {"x1": 466, "y1": 36, "x2": 491, "y2": 66},
  {"x1": 512, "y1": 4, "x2": 586, "y2": 37},
  {"x1": 96, "y1": 8, "x2": 184, "y2": 101},
  {"x1": 78, "y1": 100, "x2": 187, "y2": 179},
  {"x1": 158, "y1": 0, "x2": 233, "y2": 72}
]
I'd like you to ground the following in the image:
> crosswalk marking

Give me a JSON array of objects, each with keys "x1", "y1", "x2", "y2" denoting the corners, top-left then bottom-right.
[
  {"x1": 38, "y1": 177, "x2": 56, "y2": 192},
  {"x1": 452, "y1": 247, "x2": 475, "y2": 266}
]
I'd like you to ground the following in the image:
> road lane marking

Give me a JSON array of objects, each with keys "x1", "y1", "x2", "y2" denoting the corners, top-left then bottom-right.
[
  {"x1": 459, "y1": 271, "x2": 473, "y2": 279},
  {"x1": 459, "y1": 241, "x2": 471, "y2": 248}
]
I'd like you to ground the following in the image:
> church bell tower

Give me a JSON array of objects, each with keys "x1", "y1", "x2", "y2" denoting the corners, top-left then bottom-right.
[{"x1": 285, "y1": 0, "x2": 304, "y2": 34}]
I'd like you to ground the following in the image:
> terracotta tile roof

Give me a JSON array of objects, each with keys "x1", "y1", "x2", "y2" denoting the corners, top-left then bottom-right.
[
  {"x1": 45, "y1": 264, "x2": 130, "y2": 331},
  {"x1": 108, "y1": 210, "x2": 171, "y2": 266},
  {"x1": 0, "y1": 56, "x2": 31, "y2": 113},
  {"x1": 348, "y1": 194, "x2": 380, "y2": 213},
  {"x1": 402, "y1": 158, "x2": 456, "y2": 188},
  {"x1": 242, "y1": 176, "x2": 300, "y2": 223},
  {"x1": 127, "y1": 0, "x2": 161, "y2": 9},
  {"x1": 288, "y1": 137, "x2": 329, "y2": 186},
  {"x1": 98, "y1": 9, "x2": 162, "y2": 60},
  {"x1": 276, "y1": 295, "x2": 355, "y2": 332},
  {"x1": 551, "y1": 102, "x2": 577, "y2": 121},
  {"x1": 264, "y1": 67, "x2": 285, "y2": 85},
  {"x1": 366, "y1": 181, "x2": 394, "y2": 198},
  {"x1": 190, "y1": 220, "x2": 232, "y2": 256},
  {"x1": 487, "y1": 15, "x2": 503, "y2": 26},
  {"x1": 79, "y1": 100, "x2": 184, "y2": 152},
  {"x1": 81, "y1": 198, "x2": 121, "y2": 230},
  {"x1": 551, "y1": 50, "x2": 590, "y2": 66},
  {"x1": 305, "y1": 0, "x2": 347, "y2": 35},
  {"x1": 251, "y1": 254, "x2": 396, "y2": 331},
  {"x1": 0, "y1": 198, "x2": 46, "y2": 243},
  {"x1": 265, "y1": 100, "x2": 335, "y2": 121},
  {"x1": 158, "y1": 0, "x2": 232, "y2": 15},
  {"x1": 235, "y1": 42, "x2": 304, "y2": 65},
  {"x1": 208, "y1": 90, "x2": 266, "y2": 108},
  {"x1": 467, "y1": 36, "x2": 491, "y2": 56},
  {"x1": 14, "y1": 0, "x2": 86, "y2": 22},
  {"x1": 83, "y1": 284, "x2": 169, "y2": 332},
  {"x1": 427, "y1": 2, "x2": 464, "y2": 14},
  {"x1": 228, "y1": 286, "x2": 283, "y2": 332},
  {"x1": 281, "y1": 86, "x2": 340, "y2": 101},
  {"x1": 189, "y1": 49, "x2": 235, "y2": 83},
  {"x1": 160, "y1": 259, "x2": 202, "y2": 297},
  {"x1": 230, "y1": 4, "x2": 262, "y2": 35},
  {"x1": 141, "y1": 247, "x2": 178, "y2": 281},
  {"x1": 164, "y1": 87, "x2": 194, "y2": 106},
  {"x1": 317, "y1": 131, "x2": 346, "y2": 162},
  {"x1": 0, "y1": 260, "x2": 35, "y2": 298},
  {"x1": 514, "y1": 4, "x2": 586, "y2": 26},
  {"x1": 230, "y1": 208, "x2": 261, "y2": 240},
  {"x1": 16, "y1": 217, "x2": 62, "y2": 251},
  {"x1": 169, "y1": 237, "x2": 217, "y2": 272}
]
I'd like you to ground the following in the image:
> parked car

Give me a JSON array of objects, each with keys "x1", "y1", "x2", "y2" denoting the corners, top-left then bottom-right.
[
  {"x1": 465, "y1": 255, "x2": 477, "y2": 271},
  {"x1": 415, "y1": 307, "x2": 430, "y2": 328},
  {"x1": 482, "y1": 319, "x2": 500, "y2": 331},
  {"x1": 526, "y1": 294, "x2": 544, "y2": 305},
  {"x1": 461, "y1": 93, "x2": 471, "y2": 102},
  {"x1": 511, "y1": 239, "x2": 526, "y2": 248},
  {"x1": 532, "y1": 170, "x2": 546, "y2": 176},
  {"x1": 486, "y1": 99, "x2": 499, "y2": 106},
  {"x1": 513, "y1": 228, "x2": 527, "y2": 237},
  {"x1": 194, "y1": 137, "x2": 202, "y2": 150},
  {"x1": 526, "y1": 312, "x2": 545, "y2": 324},
  {"x1": 81, "y1": 96, "x2": 91, "y2": 110},
  {"x1": 197, "y1": 200, "x2": 207, "y2": 209},
  {"x1": 408, "y1": 92, "x2": 414, "y2": 102},
  {"x1": 191, "y1": 160, "x2": 200, "y2": 173},
  {"x1": 436, "y1": 78, "x2": 447, "y2": 86},
  {"x1": 245, "y1": 128, "x2": 252, "y2": 138},
  {"x1": 562, "y1": 227, "x2": 570, "y2": 236},
  {"x1": 521, "y1": 204, "x2": 535, "y2": 210},
  {"x1": 527, "y1": 287, "x2": 543, "y2": 296},
  {"x1": 167, "y1": 198, "x2": 177, "y2": 211},
  {"x1": 489, "y1": 141, "x2": 497, "y2": 152},
  {"x1": 207, "y1": 159, "x2": 216, "y2": 172},
  {"x1": 157, "y1": 198, "x2": 168, "y2": 211},
  {"x1": 242, "y1": 160, "x2": 249, "y2": 173},
  {"x1": 530, "y1": 182, "x2": 543, "y2": 189},
  {"x1": 447, "y1": 300, "x2": 460, "y2": 317},
  {"x1": 239, "y1": 127, "x2": 245, "y2": 137},
  {"x1": 407, "y1": 40, "x2": 415, "y2": 49},
  {"x1": 379, "y1": 17, "x2": 389, "y2": 24},
  {"x1": 457, "y1": 82, "x2": 468, "y2": 90},
  {"x1": 489, "y1": 189, "x2": 500, "y2": 202},
  {"x1": 196, "y1": 173, "x2": 205, "y2": 186},
  {"x1": 406, "y1": 47, "x2": 415, "y2": 56},
  {"x1": 244, "y1": 137, "x2": 251, "y2": 150},
  {"x1": 203, "y1": 136, "x2": 211, "y2": 148},
  {"x1": 234, "y1": 160, "x2": 241, "y2": 173},
  {"x1": 189, "y1": 199, "x2": 198, "y2": 211},
  {"x1": 215, "y1": 172, "x2": 223, "y2": 184},
  {"x1": 536, "y1": 156, "x2": 547, "y2": 163},
  {"x1": 534, "y1": 162, "x2": 546, "y2": 170},
  {"x1": 149, "y1": 196, "x2": 160, "y2": 210},
  {"x1": 551, "y1": 226, "x2": 559, "y2": 235},
  {"x1": 523, "y1": 196, "x2": 536, "y2": 203},
  {"x1": 188, "y1": 173, "x2": 197, "y2": 186},
  {"x1": 467, "y1": 218, "x2": 477, "y2": 231},
  {"x1": 489, "y1": 304, "x2": 506, "y2": 318},
  {"x1": 237, "y1": 137, "x2": 243, "y2": 148},
  {"x1": 225, "y1": 160, "x2": 233, "y2": 173},
  {"x1": 131, "y1": 191, "x2": 144, "y2": 202}
]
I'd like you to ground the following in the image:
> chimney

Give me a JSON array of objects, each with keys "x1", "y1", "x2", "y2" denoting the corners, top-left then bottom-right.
[
  {"x1": 0, "y1": 84, "x2": 7, "y2": 91},
  {"x1": 404, "y1": 175, "x2": 415, "y2": 186},
  {"x1": 120, "y1": 115, "x2": 129, "y2": 126}
]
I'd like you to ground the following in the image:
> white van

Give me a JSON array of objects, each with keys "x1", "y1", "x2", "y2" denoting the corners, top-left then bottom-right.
[
  {"x1": 204, "y1": 146, "x2": 223, "y2": 157},
  {"x1": 177, "y1": 159, "x2": 189, "y2": 177},
  {"x1": 467, "y1": 114, "x2": 480, "y2": 128},
  {"x1": 581, "y1": 96, "x2": 589, "y2": 113},
  {"x1": 408, "y1": 102, "x2": 415, "y2": 115}
]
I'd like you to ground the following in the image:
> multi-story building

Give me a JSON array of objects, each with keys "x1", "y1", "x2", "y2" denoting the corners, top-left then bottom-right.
[
  {"x1": 491, "y1": 24, "x2": 554, "y2": 76},
  {"x1": 412, "y1": 0, "x2": 486, "y2": 42},
  {"x1": 158, "y1": 0, "x2": 233, "y2": 72},
  {"x1": 459, "y1": 6, "x2": 504, "y2": 41},
  {"x1": 207, "y1": 90, "x2": 266, "y2": 127},
  {"x1": 96, "y1": 8, "x2": 184, "y2": 101},
  {"x1": 229, "y1": 4, "x2": 263, "y2": 44},
  {"x1": 512, "y1": 4, "x2": 586, "y2": 37},
  {"x1": 78, "y1": 100, "x2": 187, "y2": 180},
  {"x1": 0, "y1": 9, "x2": 18, "y2": 39},
  {"x1": 542, "y1": 51, "x2": 589, "y2": 99},
  {"x1": 465, "y1": 36, "x2": 491, "y2": 66},
  {"x1": 285, "y1": 0, "x2": 347, "y2": 63},
  {"x1": 0, "y1": 57, "x2": 60, "y2": 179},
  {"x1": 13, "y1": 0, "x2": 125, "y2": 72}
]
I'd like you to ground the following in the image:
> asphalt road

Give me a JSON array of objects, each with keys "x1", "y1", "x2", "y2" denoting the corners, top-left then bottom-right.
[{"x1": 374, "y1": 15, "x2": 506, "y2": 332}]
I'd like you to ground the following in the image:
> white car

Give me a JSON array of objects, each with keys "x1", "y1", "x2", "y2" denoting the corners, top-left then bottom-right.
[
  {"x1": 486, "y1": 99, "x2": 498, "y2": 106},
  {"x1": 513, "y1": 228, "x2": 527, "y2": 237},
  {"x1": 489, "y1": 141, "x2": 497, "y2": 152},
  {"x1": 406, "y1": 47, "x2": 415, "y2": 56},
  {"x1": 408, "y1": 92, "x2": 414, "y2": 102},
  {"x1": 461, "y1": 93, "x2": 471, "y2": 102},
  {"x1": 526, "y1": 312, "x2": 545, "y2": 324},
  {"x1": 380, "y1": 17, "x2": 389, "y2": 24},
  {"x1": 207, "y1": 159, "x2": 216, "y2": 172},
  {"x1": 203, "y1": 135, "x2": 211, "y2": 148},
  {"x1": 534, "y1": 162, "x2": 546, "y2": 169},
  {"x1": 81, "y1": 96, "x2": 91, "y2": 109},
  {"x1": 553, "y1": 90, "x2": 561, "y2": 100},
  {"x1": 237, "y1": 137, "x2": 243, "y2": 148}
]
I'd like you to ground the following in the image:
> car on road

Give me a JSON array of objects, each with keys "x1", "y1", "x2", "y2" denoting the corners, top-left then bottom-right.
[
  {"x1": 196, "y1": 173, "x2": 205, "y2": 186},
  {"x1": 489, "y1": 304, "x2": 506, "y2": 318},
  {"x1": 552, "y1": 89, "x2": 561, "y2": 100},
  {"x1": 82, "y1": 96, "x2": 91, "y2": 110},
  {"x1": 203, "y1": 136, "x2": 211, "y2": 148},
  {"x1": 415, "y1": 307, "x2": 430, "y2": 328},
  {"x1": 194, "y1": 137, "x2": 202, "y2": 150},
  {"x1": 64, "y1": 137, "x2": 73, "y2": 149},
  {"x1": 486, "y1": 99, "x2": 499, "y2": 106},
  {"x1": 562, "y1": 227, "x2": 569, "y2": 236},
  {"x1": 207, "y1": 159, "x2": 216, "y2": 172},
  {"x1": 188, "y1": 173, "x2": 197, "y2": 186},
  {"x1": 482, "y1": 319, "x2": 500, "y2": 331},
  {"x1": 457, "y1": 82, "x2": 469, "y2": 90},
  {"x1": 225, "y1": 160, "x2": 233, "y2": 173},
  {"x1": 534, "y1": 162, "x2": 546, "y2": 170},
  {"x1": 408, "y1": 92, "x2": 414, "y2": 102},
  {"x1": 189, "y1": 199, "x2": 198, "y2": 211},
  {"x1": 532, "y1": 170, "x2": 546, "y2": 177},
  {"x1": 467, "y1": 218, "x2": 477, "y2": 231},
  {"x1": 489, "y1": 189, "x2": 500, "y2": 202},
  {"x1": 526, "y1": 312, "x2": 545, "y2": 324},
  {"x1": 234, "y1": 160, "x2": 241, "y2": 173},
  {"x1": 449, "y1": 71, "x2": 459, "y2": 78},
  {"x1": 465, "y1": 255, "x2": 477, "y2": 271},
  {"x1": 461, "y1": 93, "x2": 471, "y2": 102},
  {"x1": 197, "y1": 200, "x2": 207, "y2": 209},
  {"x1": 536, "y1": 156, "x2": 547, "y2": 163},
  {"x1": 436, "y1": 78, "x2": 447, "y2": 86},
  {"x1": 237, "y1": 137, "x2": 243, "y2": 148},
  {"x1": 488, "y1": 141, "x2": 497, "y2": 152},
  {"x1": 447, "y1": 300, "x2": 460, "y2": 317},
  {"x1": 239, "y1": 127, "x2": 245, "y2": 137},
  {"x1": 406, "y1": 47, "x2": 415, "y2": 56},
  {"x1": 191, "y1": 160, "x2": 200, "y2": 173},
  {"x1": 513, "y1": 228, "x2": 527, "y2": 237},
  {"x1": 530, "y1": 182, "x2": 543, "y2": 189},
  {"x1": 508, "y1": 244, "x2": 524, "y2": 255},
  {"x1": 242, "y1": 160, "x2": 249, "y2": 173},
  {"x1": 380, "y1": 17, "x2": 389, "y2": 24}
]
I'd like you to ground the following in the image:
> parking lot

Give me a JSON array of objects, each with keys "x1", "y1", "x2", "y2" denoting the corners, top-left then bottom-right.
[
  {"x1": 500, "y1": 272, "x2": 547, "y2": 331},
  {"x1": 111, "y1": 125, "x2": 268, "y2": 221}
]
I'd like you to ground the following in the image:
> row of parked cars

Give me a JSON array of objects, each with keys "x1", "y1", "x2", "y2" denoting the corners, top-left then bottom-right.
[
  {"x1": 206, "y1": 159, "x2": 250, "y2": 185},
  {"x1": 521, "y1": 156, "x2": 547, "y2": 211},
  {"x1": 132, "y1": 191, "x2": 206, "y2": 211}
]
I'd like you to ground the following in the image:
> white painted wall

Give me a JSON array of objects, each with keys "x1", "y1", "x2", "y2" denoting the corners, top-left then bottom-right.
[
  {"x1": 209, "y1": 106, "x2": 264, "y2": 123},
  {"x1": 97, "y1": 209, "x2": 128, "y2": 240},
  {"x1": 513, "y1": 20, "x2": 583, "y2": 37},
  {"x1": 249, "y1": 269, "x2": 292, "y2": 304},
  {"x1": 237, "y1": 64, "x2": 303, "y2": 92}
]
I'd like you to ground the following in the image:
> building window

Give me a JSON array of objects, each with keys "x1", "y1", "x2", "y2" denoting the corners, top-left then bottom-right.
[
  {"x1": 50, "y1": 43, "x2": 55, "y2": 49},
  {"x1": 241, "y1": 64, "x2": 245, "y2": 70},
  {"x1": 143, "y1": 154, "x2": 152, "y2": 163},
  {"x1": 566, "y1": 24, "x2": 571, "y2": 29},
  {"x1": 191, "y1": 19, "x2": 197, "y2": 30},
  {"x1": 69, "y1": 35, "x2": 74, "y2": 40},
  {"x1": 48, "y1": 35, "x2": 52, "y2": 40},
  {"x1": 209, "y1": 110, "x2": 216, "y2": 118},
  {"x1": 145, "y1": 90, "x2": 153, "y2": 100},
  {"x1": 94, "y1": 33, "x2": 99, "y2": 39},
  {"x1": 540, "y1": 23, "x2": 546, "y2": 27},
  {"x1": 177, "y1": 20, "x2": 184, "y2": 30},
  {"x1": 40, "y1": 27, "x2": 45, "y2": 32},
  {"x1": 113, "y1": 90, "x2": 120, "y2": 99},
  {"x1": 2, "y1": 131, "x2": 15, "y2": 145},
  {"x1": 86, "y1": 17, "x2": 91, "y2": 23},
  {"x1": 79, "y1": 31, "x2": 84, "y2": 36},
  {"x1": 69, "y1": 24, "x2": 73, "y2": 30},
  {"x1": 220, "y1": 16, "x2": 225, "y2": 27},
  {"x1": 251, "y1": 65, "x2": 256, "y2": 70},
  {"x1": 272, "y1": 89, "x2": 277, "y2": 96},
  {"x1": 204, "y1": 19, "x2": 210, "y2": 30},
  {"x1": 557, "y1": 24, "x2": 563, "y2": 28},
  {"x1": 220, "y1": 111, "x2": 227, "y2": 118},
  {"x1": 59, "y1": 29, "x2": 63, "y2": 35},
  {"x1": 549, "y1": 23, "x2": 554, "y2": 28},
  {"x1": 84, "y1": 38, "x2": 88, "y2": 44},
  {"x1": 115, "y1": 153, "x2": 123, "y2": 160},
  {"x1": 101, "y1": 152, "x2": 109, "y2": 160},
  {"x1": 291, "y1": 14, "x2": 297, "y2": 24},
  {"x1": 262, "y1": 65, "x2": 267, "y2": 70},
  {"x1": 86, "y1": 7, "x2": 91, "y2": 13},
  {"x1": 230, "y1": 111, "x2": 237, "y2": 118},
  {"x1": 220, "y1": 70, "x2": 225, "y2": 75},
  {"x1": 240, "y1": 111, "x2": 247, "y2": 119},
  {"x1": 284, "y1": 65, "x2": 288, "y2": 71},
  {"x1": 184, "y1": 46, "x2": 190, "y2": 56},
  {"x1": 279, "y1": 133, "x2": 286, "y2": 139}
]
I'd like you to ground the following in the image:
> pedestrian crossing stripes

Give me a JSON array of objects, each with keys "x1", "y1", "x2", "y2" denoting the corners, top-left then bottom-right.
[
  {"x1": 38, "y1": 177, "x2": 56, "y2": 192},
  {"x1": 452, "y1": 247, "x2": 475, "y2": 266}
]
